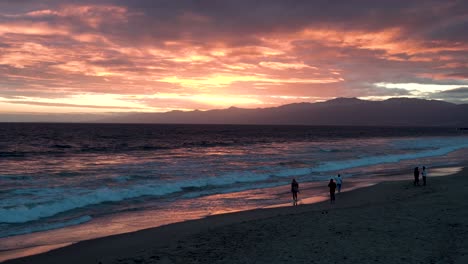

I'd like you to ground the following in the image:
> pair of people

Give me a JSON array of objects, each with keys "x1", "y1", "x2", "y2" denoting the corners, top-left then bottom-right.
[
  {"x1": 328, "y1": 174, "x2": 343, "y2": 204},
  {"x1": 291, "y1": 174, "x2": 343, "y2": 205},
  {"x1": 413, "y1": 166, "x2": 428, "y2": 186}
]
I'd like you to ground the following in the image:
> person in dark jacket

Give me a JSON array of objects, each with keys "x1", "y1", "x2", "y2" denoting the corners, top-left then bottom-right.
[
  {"x1": 413, "y1": 167, "x2": 420, "y2": 186},
  {"x1": 291, "y1": 178, "x2": 299, "y2": 205},
  {"x1": 328, "y1": 179, "x2": 337, "y2": 204}
]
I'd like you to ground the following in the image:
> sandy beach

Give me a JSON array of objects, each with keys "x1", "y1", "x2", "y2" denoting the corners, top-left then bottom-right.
[{"x1": 4, "y1": 167, "x2": 468, "y2": 264}]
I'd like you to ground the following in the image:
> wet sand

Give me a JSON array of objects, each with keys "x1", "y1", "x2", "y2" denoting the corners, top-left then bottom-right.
[{"x1": 4, "y1": 167, "x2": 468, "y2": 264}]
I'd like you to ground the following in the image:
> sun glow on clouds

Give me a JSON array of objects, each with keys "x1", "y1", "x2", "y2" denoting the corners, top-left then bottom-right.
[
  {"x1": 259, "y1": 61, "x2": 317, "y2": 70},
  {"x1": 0, "y1": 94, "x2": 153, "y2": 113},
  {"x1": 52, "y1": 61, "x2": 125, "y2": 77},
  {"x1": 0, "y1": 2, "x2": 467, "y2": 114},
  {"x1": 0, "y1": 23, "x2": 69, "y2": 36},
  {"x1": 146, "y1": 93, "x2": 263, "y2": 108},
  {"x1": 161, "y1": 74, "x2": 342, "y2": 88},
  {"x1": 0, "y1": 92, "x2": 267, "y2": 113}
]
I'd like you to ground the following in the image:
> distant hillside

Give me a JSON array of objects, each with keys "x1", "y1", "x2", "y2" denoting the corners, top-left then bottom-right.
[{"x1": 103, "y1": 98, "x2": 468, "y2": 126}]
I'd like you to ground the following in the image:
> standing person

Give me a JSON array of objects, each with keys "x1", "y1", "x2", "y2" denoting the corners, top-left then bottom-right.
[
  {"x1": 328, "y1": 179, "x2": 337, "y2": 204},
  {"x1": 422, "y1": 166, "x2": 427, "y2": 186},
  {"x1": 291, "y1": 178, "x2": 299, "y2": 206},
  {"x1": 335, "y1": 174, "x2": 343, "y2": 193},
  {"x1": 413, "y1": 167, "x2": 420, "y2": 186}
]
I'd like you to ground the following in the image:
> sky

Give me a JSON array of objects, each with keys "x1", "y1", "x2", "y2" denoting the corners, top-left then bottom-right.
[{"x1": 0, "y1": 0, "x2": 467, "y2": 114}]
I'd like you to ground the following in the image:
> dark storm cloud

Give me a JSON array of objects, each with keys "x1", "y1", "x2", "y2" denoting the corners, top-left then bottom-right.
[
  {"x1": 0, "y1": 0, "x2": 439, "y2": 49},
  {"x1": 429, "y1": 87, "x2": 468, "y2": 103},
  {"x1": 437, "y1": 87, "x2": 468, "y2": 95},
  {"x1": 2, "y1": 0, "x2": 465, "y2": 41},
  {"x1": 108, "y1": 0, "x2": 463, "y2": 39}
]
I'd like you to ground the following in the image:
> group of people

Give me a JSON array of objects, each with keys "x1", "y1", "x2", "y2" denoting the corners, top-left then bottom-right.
[
  {"x1": 413, "y1": 166, "x2": 428, "y2": 186},
  {"x1": 290, "y1": 166, "x2": 430, "y2": 206},
  {"x1": 290, "y1": 174, "x2": 343, "y2": 205}
]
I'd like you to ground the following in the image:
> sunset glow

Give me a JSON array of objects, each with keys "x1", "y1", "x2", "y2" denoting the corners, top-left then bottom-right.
[{"x1": 1, "y1": 1, "x2": 467, "y2": 115}]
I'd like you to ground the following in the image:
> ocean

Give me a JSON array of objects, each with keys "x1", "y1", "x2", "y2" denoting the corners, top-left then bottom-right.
[{"x1": 1, "y1": 123, "x2": 468, "y2": 260}]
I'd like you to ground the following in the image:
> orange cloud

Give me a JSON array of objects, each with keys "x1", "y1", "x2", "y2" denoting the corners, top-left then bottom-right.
[
  {"x1": 0, "y1": 22, "x2": 68, "y2": 36},
  {"x1": 259, "y1": 61, "x2": 317, "y2": 70}
]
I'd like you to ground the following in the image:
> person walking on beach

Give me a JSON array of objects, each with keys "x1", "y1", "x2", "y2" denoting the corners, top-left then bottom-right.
[
  {"x1": 413, "y1": 167, "x2": 420, "y2": 186},
  {"x1": 422, "y1": 166, "x2": 427, "y2": 186},
  {"x1": 335, "y1": 174, "x2": 343, "y2": 193},
  {"x1": 328, "y1": 179, "x2": 337, "y2": 204},
  {"x1": 291, "y1": 178, "x2": 299, "y2": 205}
]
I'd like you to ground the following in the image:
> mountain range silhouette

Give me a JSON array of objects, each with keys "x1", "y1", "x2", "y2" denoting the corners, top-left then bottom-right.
[{"x1": 104, "y1": 97, "x2": 468, "y2": 126}]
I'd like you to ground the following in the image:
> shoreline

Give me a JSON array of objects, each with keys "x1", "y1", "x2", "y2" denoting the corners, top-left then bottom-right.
[
  {"x1": 4, "y1": 166, "x2": 468, "y2": 264},
  {"x1": 0, "y1": 165, "x2": 460, "y2": 262}
]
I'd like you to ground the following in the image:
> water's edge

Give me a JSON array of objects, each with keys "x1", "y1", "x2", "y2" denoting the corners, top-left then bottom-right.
[{"x1": 0, "y1": 165, "x2": 462, "y2": 263}]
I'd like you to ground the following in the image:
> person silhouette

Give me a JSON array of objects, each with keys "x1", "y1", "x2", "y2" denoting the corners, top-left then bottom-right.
[
  {"x1": 336, "y1": 174, "x2": 343, "y2": 193},
  {"x1": 291, "y1": 178, "x2": 299, "y2": 205},
  {"x1": 421, "y1": 166, "x2": 427, "y2": 186},
  {"x1": 328, "y1": 179, "x2": 337, "y2": 204},
  {"x1": 413, "y1": 167, "x2": 420, "y2": 186}
]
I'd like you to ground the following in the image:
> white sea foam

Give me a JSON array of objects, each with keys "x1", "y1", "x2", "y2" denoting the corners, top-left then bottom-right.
[
  {"x1": 312, "y1": 142, "x2": 468, "y2": 173},
  {"x1": 0, "y1": 171, "x2": 272, "y2": 223},
  {"x1": 1, "y1": 136, "x2": 467, "y2": 224}
]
